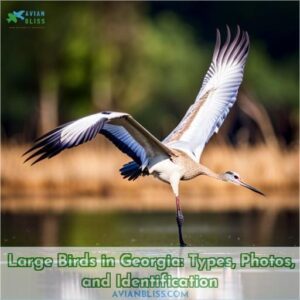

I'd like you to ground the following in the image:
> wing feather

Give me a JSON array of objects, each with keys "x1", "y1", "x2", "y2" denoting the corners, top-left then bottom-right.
[
  {"x1": 164, "y1": 26, "x2": 250, "y2": 161},
  {"x1": 23, "y1": 112, "x2": 173, "y2": 167}
]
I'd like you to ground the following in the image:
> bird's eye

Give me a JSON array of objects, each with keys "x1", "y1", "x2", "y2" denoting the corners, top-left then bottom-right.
[{"x1": 234, "y1": 175, "x2": 238, "y2": 179}]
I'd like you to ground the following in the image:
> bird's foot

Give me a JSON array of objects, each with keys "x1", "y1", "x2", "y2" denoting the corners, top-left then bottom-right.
[{"x1": 180, "y1": 241, "x2": 188, "y2": 247}]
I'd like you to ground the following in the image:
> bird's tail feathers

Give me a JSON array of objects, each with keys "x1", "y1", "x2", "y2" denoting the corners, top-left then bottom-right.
[{"x1": 119, "y1": 161, "x2": 148, "y2": 181}]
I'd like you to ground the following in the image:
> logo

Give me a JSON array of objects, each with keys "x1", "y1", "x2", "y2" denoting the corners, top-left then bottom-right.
[
  {"x1": 6, "y1": 10, "x2": 46, "y2": 27},
  {"x1": 7, "y1": 10, "x2": 25, "y2": 23}
]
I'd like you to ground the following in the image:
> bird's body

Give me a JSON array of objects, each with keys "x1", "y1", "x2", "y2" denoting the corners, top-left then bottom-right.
[
  {"x1": 150, "y1": 150, "x2": 203, "y2": 182},
  {"x1": 24, "y1": 26, "x2": 264, "y2": 246}
]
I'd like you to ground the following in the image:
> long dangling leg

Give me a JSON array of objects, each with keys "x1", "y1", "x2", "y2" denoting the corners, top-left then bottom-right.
[{"x1": 176, "y1": 196, "x2": 187, "y2": 247}]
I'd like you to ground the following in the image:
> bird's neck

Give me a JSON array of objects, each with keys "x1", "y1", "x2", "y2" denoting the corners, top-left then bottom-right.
[{"x1": 198, "y1": 164, "x2": 223, "y2": 180}]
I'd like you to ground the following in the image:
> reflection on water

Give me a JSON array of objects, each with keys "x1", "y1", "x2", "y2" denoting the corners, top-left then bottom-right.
[{"x1": 2, "y1": 209, "x2": 298, "y2": 246}]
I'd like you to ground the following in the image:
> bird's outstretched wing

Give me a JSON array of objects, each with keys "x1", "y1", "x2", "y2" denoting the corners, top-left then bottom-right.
[
  {"x1": 23, "y1": 111, "x2": 173, "y2": 168},
  {"x1": 164, "y1": 26, "x2": 250, "y2": 161}
]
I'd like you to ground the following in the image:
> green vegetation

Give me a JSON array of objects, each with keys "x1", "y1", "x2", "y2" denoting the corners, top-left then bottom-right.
[{"x1": 2, "y1": 2, "x2": 298, "y2": 143}]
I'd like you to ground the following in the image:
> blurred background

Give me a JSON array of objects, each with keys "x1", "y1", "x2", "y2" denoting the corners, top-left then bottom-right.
[{"x1": 2, "y1": 2, "x2": 299, "y2": 247}]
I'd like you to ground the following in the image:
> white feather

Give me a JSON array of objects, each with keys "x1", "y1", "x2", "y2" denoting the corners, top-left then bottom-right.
[{"x1": 164, "y1": 28, "x2": 249, "y2": 162}]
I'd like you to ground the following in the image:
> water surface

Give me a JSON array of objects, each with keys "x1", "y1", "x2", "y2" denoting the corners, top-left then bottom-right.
[{"x1": 2, "y1": 209, "x2": 298, "y2": 246}]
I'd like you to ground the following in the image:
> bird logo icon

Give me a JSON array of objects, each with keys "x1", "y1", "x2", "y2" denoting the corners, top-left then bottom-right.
[{"x1": 6, "y1": 10, "x2": 25, "y2": 24}]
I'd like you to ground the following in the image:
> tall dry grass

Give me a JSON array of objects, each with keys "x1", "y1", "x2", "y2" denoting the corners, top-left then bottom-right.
[
  {"x1": 2, "y1": 142, "x2": 299, "y2": 212},
  {"x1": 2, "y1": 143, "x2": 298, "y2": 197}
]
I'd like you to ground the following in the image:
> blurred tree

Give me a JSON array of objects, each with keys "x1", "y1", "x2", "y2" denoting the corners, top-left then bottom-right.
[{"x1": 1, "y1": 1, "x2": 298, "y2": 145}]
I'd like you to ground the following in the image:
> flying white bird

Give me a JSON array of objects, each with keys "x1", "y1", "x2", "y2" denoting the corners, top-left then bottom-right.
[{"x1": 24, "y1": 26, "x2": 264, "y2": 247}]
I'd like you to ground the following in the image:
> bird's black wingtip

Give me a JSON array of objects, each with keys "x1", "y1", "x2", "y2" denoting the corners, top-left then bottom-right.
[{"x1": 22, "y1": 148, "x2": 32, "y2": 157}]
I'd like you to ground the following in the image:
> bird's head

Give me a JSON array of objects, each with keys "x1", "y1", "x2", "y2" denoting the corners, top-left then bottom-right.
[{"x1": 222, "y1": 171, "x2": 265, "y2": 196}]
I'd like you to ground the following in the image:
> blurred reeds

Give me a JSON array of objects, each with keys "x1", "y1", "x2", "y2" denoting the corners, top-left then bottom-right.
[{"x1": 2, "y1": 143, "x2": 298, "y2": 213}]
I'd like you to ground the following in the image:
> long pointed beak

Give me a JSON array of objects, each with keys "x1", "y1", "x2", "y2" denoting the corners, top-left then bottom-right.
[{"x1": 239, "y1": 180, "x2": 265, "y2": 196}]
